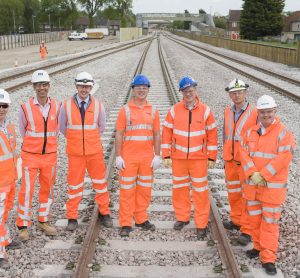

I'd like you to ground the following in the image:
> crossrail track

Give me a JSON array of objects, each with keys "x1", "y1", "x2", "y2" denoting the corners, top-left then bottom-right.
[
  {"x1": 0, "y1": 37, "x2": 151, "y2": 93},
  {"x1": 71, "y1": 35, "x2": 243, "y2": 278},
  {"x1": 165, "y1": 33, "x2": 300, "y2": 103}
]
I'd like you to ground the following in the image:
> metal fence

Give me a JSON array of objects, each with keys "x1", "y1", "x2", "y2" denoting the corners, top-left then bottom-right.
[
  {"x1": 173, "y1": 31, "x2": 300, "y2": 68},
  {"x1": 0, "y1": 31, "x2": 70, "y2": 51}
]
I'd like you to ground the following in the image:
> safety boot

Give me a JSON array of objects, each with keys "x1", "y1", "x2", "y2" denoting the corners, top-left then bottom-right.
[
  {"x1": 135, "y1": 220, "x2": 156, "y2": 231},
  {"x1": 98, "y1": 214, "x2": 113, "y2": 228},
  {"x1": 37, "y1": 222, "x2": 57, "y2": 236},
  {"x1": 66, "y1": 219, "x2": 78, "y2": 231},
  {"x1": 223, "y1": 220, "x2": 240, "y2": 230},
  {"x1": 246, "y1": 248, "x2": 260, "y2": 259},
  {"x1": 262, "y1": 263, "x2": 277, "y2": 275},
  {"x1": 18, "y1": 228, "x2": 29, "y2": 242},
  {"x1": 119, "y1": 226, "x2": 132, "y2": 237},
  {"x1": 173, "y1": 221, "x2": 190, "y2": 231},
  {"x1": 196, "y1": 228, "x2": 207, "y2": 240},
  {"x1": 0, "y1": 258, "x2": 9, "y2": 269},
  {"x1": 6, "y1": 239, "x2": 22, "y2": 250},
  {"x1": 237, "y1": 233, "x2": 251, "y2": 246}
]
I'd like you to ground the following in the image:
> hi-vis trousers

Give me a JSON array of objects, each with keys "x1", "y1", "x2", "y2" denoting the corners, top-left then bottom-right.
[
  {"x1": 66, "y1": 153, "x2": 110, "y2": 219},
  {"x1": 119, "y1": 156, "x2": 153, "y2": 227},
  {"x1": 16, "y1": 152, "x2": 57, "y2": 227},
  {"x1": 172, "y1": 159, "x2": 210, "y2": 229},
  {"x1": 0, "y1": 183, "x2": 15, "y2": 258}
]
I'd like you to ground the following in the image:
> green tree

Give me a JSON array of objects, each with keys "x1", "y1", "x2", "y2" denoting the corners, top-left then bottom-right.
[
  {"x1": 240, "y1": 0, "x2": 285, "y2": 40},
  {"x1": 214, "y1": 17, "x2": 226, "y2": 29},
  {"x1": 23, "y1": 0, "x2": 40, "y2": 33},
  {"x1": 0, "y1": 0, "x2": 24, "y2": 34},
  {"x1": 172, "y1": 20, "x2": 184, "y2": 30},
  {"x1": 78, "y1": 0, "x2": 107, "y2": 27},
  {"x1": 199, "y1": 9, "x2": 206, "y2": 14}
]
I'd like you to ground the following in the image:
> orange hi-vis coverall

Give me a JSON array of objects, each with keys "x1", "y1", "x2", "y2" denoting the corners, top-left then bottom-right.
[
  {"x1": 64, "y1": 96, "x2": 110, "y2": 220},
  {"x1": 116, "y1": 99, "x2": 160, "y2": 227},
  {"x1": 162, "y1": 96, "x2": 218, "y2": 228},
  {"x1": 0, "y1": 123, "x2": 17, "y2": 258},
  {"x1": 239, "y1": 118, "x2": 295, "y2": 263},
  {"x1": 40, "y1": 43, "x2": 47, "y2": 59},
  {"x1": 16, "y1": 98, "x2": 60, "y2": 228},
  {"x1": 223, "y1": 102, "x2": 257, "y2": 233}
]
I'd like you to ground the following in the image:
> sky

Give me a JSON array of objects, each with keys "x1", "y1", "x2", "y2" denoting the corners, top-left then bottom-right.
[{"x1": 132, "y1": 0, "x2": 299, "y2": 15}]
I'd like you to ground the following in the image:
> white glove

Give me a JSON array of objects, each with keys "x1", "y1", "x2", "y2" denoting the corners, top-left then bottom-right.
[
  {"x1": 115, "y1": 156, "x2": 125, "y2": 170},
  {"x1": 151, "y1": 155, "x2": 161, "y2": 170}
]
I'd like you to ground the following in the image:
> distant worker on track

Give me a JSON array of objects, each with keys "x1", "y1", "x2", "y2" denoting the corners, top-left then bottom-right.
[
  {"x1": 222, "y1": 79, "x2": 258, "y2": 246},
  {"x1": 115, "y1": 74, "x2": 161, "y2": 237},
  {"x1": 239, "y1": 95, "x2": 295, "y2": 275},
  {"x1": 162, "y1": 76, "x2": 218, "y2": 240},
  {"x1": 59, "y1": 71, "x2": 113, "y2": 232},
  {"x1": 0, "y1": 89, "x2": 21, "y2": 268},
  {"x1": 40, "y1": 40, "x2": 48, "y2": 60},
  {"x1": 17, "y1": 70, "x2": 60, "y2": 241}
]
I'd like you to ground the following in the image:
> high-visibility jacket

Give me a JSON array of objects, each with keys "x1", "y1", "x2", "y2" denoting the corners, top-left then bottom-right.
[
  {"x1": 239, "y1": 118, "x2": 295, "y2": 204},
  {"x1": 116, "y1": 99, "x2": 160, "y2": 158},
  {"x1": 162, "y1": 96, "x2": 218, "y2": 160},
  {"x1": 0, "y1": 123, "x2": 17, "y2": 191},
  {"x1": 65, "y1": 96, "x2": 103, "y2": 156},
  {"x1": 21, "y1": 98, "x2": 59, "y2": 154},
  {"x1": 223, "y1": 103, "x2": 257, "y2": 162}
]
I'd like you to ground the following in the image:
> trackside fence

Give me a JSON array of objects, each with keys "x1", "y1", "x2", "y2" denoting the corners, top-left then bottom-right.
[
  {"x1": 173, "y1": 31, "x2": 300, "y2": 68},
  {"x1": 0, "y1": 31, "x2": 70, "y2": 51}
]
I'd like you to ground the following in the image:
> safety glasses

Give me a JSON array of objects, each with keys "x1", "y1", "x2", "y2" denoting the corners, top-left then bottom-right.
[{"x1": 0, "y1": 104, "x2": 9, "y2": 109}]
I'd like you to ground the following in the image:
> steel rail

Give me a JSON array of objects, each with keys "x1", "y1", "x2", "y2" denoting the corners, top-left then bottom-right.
[
  {"x1": 166, "y1": 35, "x2": 300, "y2": 103},
  {"x1": 2, "y1": 38, "x2": 151, "y2": 93},
  {"x1": 73, "y1": 38, "x2": 154, "y2": 278}
]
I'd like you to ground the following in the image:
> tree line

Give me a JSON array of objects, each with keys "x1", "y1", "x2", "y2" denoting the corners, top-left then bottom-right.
[{"x1": 0, "y1": 0, "x2": 134, "y2": 34}]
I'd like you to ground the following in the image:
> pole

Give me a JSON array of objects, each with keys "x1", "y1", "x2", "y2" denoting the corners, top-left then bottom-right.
[
  {"x1": 13, "y1": 10, "x2": 16, "y2": 34},
  {"x1": 48, "y1": 14, "x2": 51, "y2": 32},
  {"x1": 32, "y1": 15, "x2": 35, "y2": 34},
  {"x1": 59, "y1": 18, "x2": 61, "y2": 31}
]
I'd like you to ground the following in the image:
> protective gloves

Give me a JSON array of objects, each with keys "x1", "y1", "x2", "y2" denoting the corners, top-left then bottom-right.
[
  {"x1": 115, "y1": 156, "x2": 125, "y2": 170},
  {"x1": 151, "y1": 155, "x2": 161, "y2": 170},
  {"x1": 250, "y1": 172, "x2": 266, "y2": 185},
  {"x1": 207, "y1": 160, "x2": 215, "y2": 169},
  {"x1": 163, "y1": 158, "x2": 172, "y2": 168}
]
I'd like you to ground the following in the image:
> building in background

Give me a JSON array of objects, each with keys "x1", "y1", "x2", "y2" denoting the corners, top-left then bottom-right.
[
  {"x1": 226, "y1": 10, "x2": 241, "y2": 39},
  {"x1": 281, "y1": 11, "x2": 300, "y2": 42}
]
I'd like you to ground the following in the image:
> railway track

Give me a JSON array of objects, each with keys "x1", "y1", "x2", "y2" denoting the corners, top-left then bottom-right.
[
  {"x1": 0, "y1": 37, "x2": 151, "y2": 93},
  {"x1": 165, "y1": 33, "x2": 300, "y2": 103},
  {"x1": 40, "y1": 36, "x2": 245, "y2": 278}
]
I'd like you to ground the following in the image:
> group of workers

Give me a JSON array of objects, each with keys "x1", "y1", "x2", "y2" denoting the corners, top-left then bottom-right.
[{"x1": 0, "y1": 69, "x2": 295, "y2": 276}]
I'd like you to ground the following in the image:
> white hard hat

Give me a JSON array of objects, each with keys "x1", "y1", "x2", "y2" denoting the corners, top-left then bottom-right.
[
  {"x1": 31, "y1": 70, "x2": 50, "y2": 83},
  {"x1": 75, "y1": 72, "x2": 94, "y2": 87},
  {"x1": 256, "y1": 95, "x2": 277, "y2": 109},
  {"x1": 225, "y1": 79, "x2": 249, "y2": 92},
  {"x1": 0, "y1": 89, "x2": 11, "y2": 104}
]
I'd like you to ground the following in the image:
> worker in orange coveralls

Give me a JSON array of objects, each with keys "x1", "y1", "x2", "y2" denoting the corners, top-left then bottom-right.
[
  {"x1": 162, "y1": 76, "x2": 218, "y2": 240},
  {"x1": 239, "y1": 95, "x2": 295, "y2": 275},
  {"x1": 0, "y1": 89, "x2": 21, "y2": 268},
  {"x1": 59, "y1": 71, "x2": 112, "y2": 232},
  {"x1": 40, "y1": 41, "x2": 48, "y2": 60},
  {"x1": 115, "y1": 74, "x2": 161, "y2": 237},
  {"x1": 222, "y1": 78, "x2": 258, "y2": 247},
  {"x1": 17, "y1": 70, "x2": 59, "y2": 242}
]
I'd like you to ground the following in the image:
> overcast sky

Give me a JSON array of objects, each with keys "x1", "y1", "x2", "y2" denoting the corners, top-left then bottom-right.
[{"x1": 132, "y1": 0, "x2": 299, "y2": 15}]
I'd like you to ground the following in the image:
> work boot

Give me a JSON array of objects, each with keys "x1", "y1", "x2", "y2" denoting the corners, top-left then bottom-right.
[
  {"x1": 6, "y1": 239, "x2": 22, "y2": 250},
  {"x1": 237, "y1": 233, "x2": 251, "y2": 246},
  {"x1": 37, "y1": 222, "x2": 57, "y2": 236},
  {"x1": 262, "y1": 263, "x2": 277, "y2": 275},
  {"x1": 0, "y1": 258, "x2": 9, "y2": 269},
  {"x1": 196, "y1": 228, "x2": 207, "y2": 240},
  {"x1": 18, "y1": 228, "x2": 29, "y2": 242},
  {"x1": 223, "y1": 220, "x2": 240, "y2": 230},
  {"x1": 98, "y1": 214, "x2": 113, "y2": 228},
  {"x1": 246, "y1": 248, "x2": 260, "y2": 259},
  {"x1": 66, "y1": 219, "x2": 78, "y2": 231},
  {"x1": 119, "y1": 226, "x2": 132, "y2": 237},
  {"x1": 135, "y1": 220, "x2": 156, "y2": 231},
  {"x1": 173, "y1": 221, "x2": 190, "y2": 231}
]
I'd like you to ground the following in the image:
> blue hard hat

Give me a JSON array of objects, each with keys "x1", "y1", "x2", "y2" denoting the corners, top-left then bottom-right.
[
  {"x1": 179, "y1": 76, "x2": 197, "y2": 91},
  {"x1": 131, "y1": 74, "x2": 151, "y2": 88}
]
